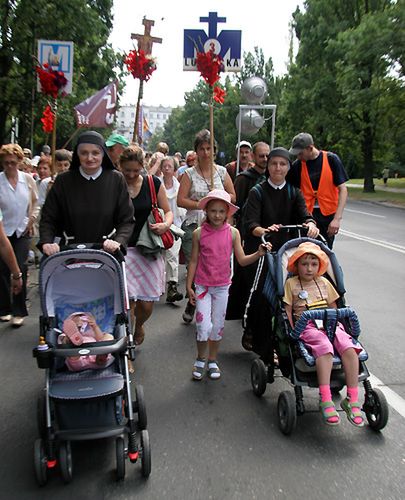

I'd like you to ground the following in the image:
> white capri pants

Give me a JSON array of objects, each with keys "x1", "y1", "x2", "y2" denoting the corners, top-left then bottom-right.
[
  {"x1": 195, "y1": 284, "x2": 230, "y2": 342},
  {"x1": 165, "y1": 237, "x2": 182, "y2": 283}
]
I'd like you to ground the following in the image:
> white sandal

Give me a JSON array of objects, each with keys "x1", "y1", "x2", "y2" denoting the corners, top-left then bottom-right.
[
  {"x1": 207, "y1": 361, "x2": 221, "y2": 380},
  {"x1": 192, "y1": 358, "x2": 206, "y2": 381}
]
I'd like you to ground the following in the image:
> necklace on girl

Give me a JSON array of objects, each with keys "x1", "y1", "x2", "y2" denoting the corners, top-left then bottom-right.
[{"x1": 298, "y1": 277, "x2": 328, "y2": 328}]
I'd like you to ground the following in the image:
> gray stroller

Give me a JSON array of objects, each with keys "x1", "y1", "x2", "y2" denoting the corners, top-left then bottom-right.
[
  {"x1": 33, "y1": 247, "x2": 150, "y2": 484},
  {"x1": 249, "y1": 228, "x2": 389, "y2": 435}
]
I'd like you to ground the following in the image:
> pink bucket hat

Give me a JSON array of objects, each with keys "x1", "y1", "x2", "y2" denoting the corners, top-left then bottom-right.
[{"x1": 197, "y1": 189, "x2": 239, "y2": 216}]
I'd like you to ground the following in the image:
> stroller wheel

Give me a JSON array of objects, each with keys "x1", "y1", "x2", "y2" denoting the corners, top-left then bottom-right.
[
  {"x1": 59, "y1": 441, "x2": 73, "y2": 484},
  {"x1": 140, "y1": 430, "x2": 151, "y2": 478},
  {"x1": 134, "y1": 385, "x2": 148, "y2": 430},
  {"x1": 251, "y1": 359, "x2": 267, "y2": 397},
  {"x1": 116, "y1": 437, "x2": 126, "y2": 481},
  {"x1": 34, "y1": 438, "x2": 47, "y2": 486},
  {"x1": 278, "y1": 391, "x2": 297, "y2": 435},
  {"x1": 364, "y1": 388, "x2": 389, "y2": 431}
]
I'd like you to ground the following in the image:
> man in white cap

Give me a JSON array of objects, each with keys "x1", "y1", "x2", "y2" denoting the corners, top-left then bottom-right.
[
  {"x1": 225, "y1": 141, "x2": 254, "y2": 182},
  {"x1": 288, "y1": 132, "x2": 348, "y2": 248}
]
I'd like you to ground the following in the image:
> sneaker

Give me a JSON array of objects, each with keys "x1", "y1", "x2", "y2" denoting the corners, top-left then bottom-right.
[
  {"x1": 166, "y1": 282, "x2": 184, "y2": 303},
  {"x1": 182, "y1": 301, "x2": 195, "y2": 324},
  {"x1": 0, "y1": 314, "x2": 12, "y2": 322}
]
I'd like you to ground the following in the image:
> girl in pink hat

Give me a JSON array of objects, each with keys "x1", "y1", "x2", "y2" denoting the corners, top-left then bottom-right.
[
  {"x1": 283, "y1": 242, "x2": 364, "y2": 427},
  {"x1": 186, "y1": 189, "x2": 271, "y2": 381}
]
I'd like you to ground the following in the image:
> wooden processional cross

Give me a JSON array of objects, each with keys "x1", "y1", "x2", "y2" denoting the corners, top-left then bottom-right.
[{"x1": 131, "y1": 18, "x2": 162, "y2": 143}]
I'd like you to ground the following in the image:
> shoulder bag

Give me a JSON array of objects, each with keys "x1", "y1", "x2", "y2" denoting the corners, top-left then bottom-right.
[{"x1": 147, "y1": 175, "x2": 174, "y2": 250}]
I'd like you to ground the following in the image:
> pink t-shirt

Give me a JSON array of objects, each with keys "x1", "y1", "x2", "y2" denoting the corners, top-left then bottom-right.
[{"x1": 194, "y1": 222, "x2": 233, "y2": 287}]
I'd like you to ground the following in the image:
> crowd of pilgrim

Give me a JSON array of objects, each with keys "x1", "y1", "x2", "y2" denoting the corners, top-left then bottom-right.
[{"x1": 1, "y1": 129, "x2": 361, "y2": 427}]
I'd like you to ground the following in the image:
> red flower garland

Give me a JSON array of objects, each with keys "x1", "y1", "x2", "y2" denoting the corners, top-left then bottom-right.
[
  {"x1": 36, "y1": 63, "x2": 67, "y2": 98},
  {"x1": 41, "y1": 105, "x2": 54, "y2": 133},
  {"x1": 196, "y1": 50, "x2": 223, "y2": 87},
  {"x1": 125, "y1": 49, "x2": 156, "y2": 81},
  {"x1": 213, "y1": 85, "x2": 226, "y2": 104}
]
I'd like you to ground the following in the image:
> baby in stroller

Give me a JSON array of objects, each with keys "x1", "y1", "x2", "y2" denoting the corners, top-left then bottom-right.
[
  {"x1": 283, "y1": 242, "x2": 363, "y2": 427},
  {"x1": 59, "y1": 312, "x2": 114, "y2": 371}
]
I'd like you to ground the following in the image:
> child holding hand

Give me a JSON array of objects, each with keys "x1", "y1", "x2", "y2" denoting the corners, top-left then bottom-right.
[
  {"x1": 59, "y1": 312, "x2": 114, "y2": 371},
  {"x1": 283, "y1": 242, "x2": 364, "y2": 427},
  {"x1": 187, "y1": 189, "x2": 271, "y2": 381}
]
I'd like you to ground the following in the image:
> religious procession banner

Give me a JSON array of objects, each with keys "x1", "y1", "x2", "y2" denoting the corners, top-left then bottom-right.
[{"x1": 74, "y1": 82, "x2": 118, "y2": 128}]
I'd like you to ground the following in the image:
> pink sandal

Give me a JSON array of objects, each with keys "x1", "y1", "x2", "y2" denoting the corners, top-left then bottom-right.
[{"x1": 63, "y1": 318, "x2": 84, "y2": 346}]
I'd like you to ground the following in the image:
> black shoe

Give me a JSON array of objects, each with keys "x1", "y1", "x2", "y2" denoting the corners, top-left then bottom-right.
[
  {"x1": 182, "y1": 301, "x2": 195, "y2": 323},
  {"x1": 166, "y1": 282, "x2": 184, "y2": 303}
]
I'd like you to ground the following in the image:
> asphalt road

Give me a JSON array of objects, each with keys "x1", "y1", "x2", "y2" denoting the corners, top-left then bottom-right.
[{"x1": 0, "y1": 199, "x2": 404, "y2": 500}]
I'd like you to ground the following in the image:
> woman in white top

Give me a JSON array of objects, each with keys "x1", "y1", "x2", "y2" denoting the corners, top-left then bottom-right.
[
  {"x1": 0, "y1": 144, "x2": 39, "y2": 326},
  {"x1": 162, "y1": 156, "x2": 186, "y2": 303},
  {"x1": 177, "y1": 129, "x2": 235, "y2": 323}
]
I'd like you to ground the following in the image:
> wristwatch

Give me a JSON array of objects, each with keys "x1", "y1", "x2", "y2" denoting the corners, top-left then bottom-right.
[{"x1": 12, "y1": 272, "x2": 23, "y2": 280}]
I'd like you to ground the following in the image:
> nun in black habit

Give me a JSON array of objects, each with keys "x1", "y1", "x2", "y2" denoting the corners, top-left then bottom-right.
[{"x1": 39, "y1": 131, "x2": 134, "y2": 255}]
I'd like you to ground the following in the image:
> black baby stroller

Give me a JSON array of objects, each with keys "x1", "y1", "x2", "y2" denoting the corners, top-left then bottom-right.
[
  {"x1": 248, "y1": 226, "x2": 389, "y2": 435},
  {"x1": 33, "y1": 246, "x2": 151, "y2": 484}
]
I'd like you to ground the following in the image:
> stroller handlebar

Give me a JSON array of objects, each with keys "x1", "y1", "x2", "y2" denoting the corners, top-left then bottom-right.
[
  {"x1": 260, "y1": 225, "x2": 327, "y2": 246},
  {"x1": 58, "y1": 243, "x2": 125, "y2": 263},
  {"x1": 261, "y1": 225, "x2": 309, "y2": 244}
]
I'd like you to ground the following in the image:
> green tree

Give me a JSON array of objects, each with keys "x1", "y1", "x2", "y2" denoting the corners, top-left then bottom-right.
[
  {"x1": 281, "y1": 0, "x2": 404, "y2": 191},
  {"x1": 0, "y1": 0, "x2": 122, "y2": 150}
]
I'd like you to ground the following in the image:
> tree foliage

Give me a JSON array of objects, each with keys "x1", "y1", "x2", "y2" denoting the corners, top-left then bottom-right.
[
  {"x1": 0, "y1": 0, "x2": 122, "y2": 151},
  {"x1": 280, "y1": 0, "x2": 404, "y2": 191}
]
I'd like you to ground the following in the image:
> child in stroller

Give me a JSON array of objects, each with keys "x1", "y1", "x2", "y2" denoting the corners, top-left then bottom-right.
[
  {"x1": 283, "y1": 242, "x2": 363, "y2": 427},
  {"x1": 33, "y1": 247, "x2": 151, "y2": 485},
  {"x1": 249, "y1": 228, "x2": 389, "y2": 435},
  {"x1": 59, "y1": 312, "x2": 114, "y2": 371}
]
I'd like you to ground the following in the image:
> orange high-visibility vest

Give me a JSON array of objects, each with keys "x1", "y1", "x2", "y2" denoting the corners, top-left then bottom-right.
[{"x1": 300, "y1": 151, "x2": 338, "y2": 216}]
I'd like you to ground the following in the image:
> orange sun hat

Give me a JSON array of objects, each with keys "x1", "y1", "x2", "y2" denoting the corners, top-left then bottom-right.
[{"x1": 287, "y1": 242, "x2": 329, "y2": 276}]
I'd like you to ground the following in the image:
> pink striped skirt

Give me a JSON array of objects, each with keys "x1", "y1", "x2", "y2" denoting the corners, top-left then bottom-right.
[{"x1": 125, "y1": 247, "x2": 165, "y2": 302}]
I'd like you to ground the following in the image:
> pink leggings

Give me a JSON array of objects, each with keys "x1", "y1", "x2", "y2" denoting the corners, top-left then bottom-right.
[{"x1": 301, "y1": 322, "x2": 362, "y2": 359}]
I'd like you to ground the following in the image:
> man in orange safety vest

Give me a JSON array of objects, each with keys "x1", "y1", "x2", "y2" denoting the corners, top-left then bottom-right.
[{"x1": 288, "y1": 132, "x2": 348, "y2": 248}]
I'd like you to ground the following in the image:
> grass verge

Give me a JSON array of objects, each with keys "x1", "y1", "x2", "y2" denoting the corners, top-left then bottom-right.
[
  {"x1": 349, "y1": 178, "x2": 405, "y2": 189},
  {"x1": 348, "y1": 187, "x2": 405, "y2": 207}
]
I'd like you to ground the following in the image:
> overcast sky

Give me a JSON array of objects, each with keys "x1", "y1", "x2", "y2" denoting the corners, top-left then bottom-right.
[{"x1": 109, "y1": 0, "x2": 303, "y2": 107}]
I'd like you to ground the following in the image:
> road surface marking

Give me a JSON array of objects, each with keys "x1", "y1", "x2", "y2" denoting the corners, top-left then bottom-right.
[
  {"x1": 340, "y1": 230, "x2": 405, "y2": 254},
  {"x1": 368, "y1": 373, "x2": 405, "y2": 419},
  {"x1": 345, "y1": 208, "x2": 385, "y2": 218}
]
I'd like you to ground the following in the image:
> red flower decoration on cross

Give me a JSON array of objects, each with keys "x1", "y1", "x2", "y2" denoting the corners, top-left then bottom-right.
[
  {"x1": 196, "y1": 50, "x2": 223, "y2": 88},
  {"x1": 213, "y1": 85, "x2": 226, "y2": 105},
  {"x1": 125, "y1": 49, "x2": 157, "y2": 82},
  {"x1": 41, "y1": 105, "x2": 54, "y2": 133},
  {"x1": 36, "y1": 63, "x2": 67, "y2": 99}
]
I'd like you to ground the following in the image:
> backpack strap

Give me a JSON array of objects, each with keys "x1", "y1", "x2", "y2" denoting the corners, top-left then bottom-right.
[
  {"x1": 251, "y1": 183, "x2": 263, "y2": 200},
  {"x1": 286, "y1": 183, "x2": 298, "y2": 200}
]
